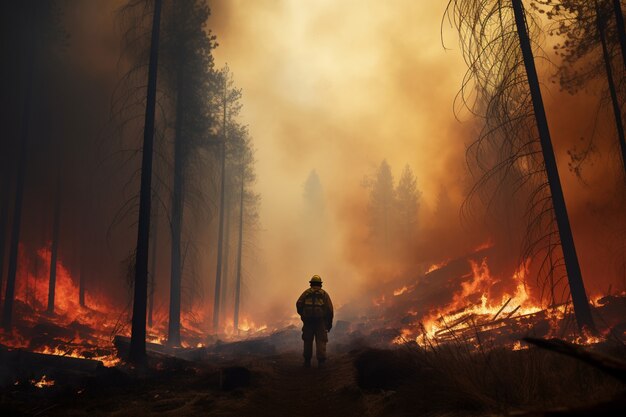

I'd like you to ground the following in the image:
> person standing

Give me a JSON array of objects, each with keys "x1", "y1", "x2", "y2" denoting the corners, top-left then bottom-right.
[{"x1": 296, "y1": 275, "x2": 334, "y2": 368}]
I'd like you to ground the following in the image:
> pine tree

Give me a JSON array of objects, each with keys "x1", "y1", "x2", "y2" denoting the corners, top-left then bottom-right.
[
  {"x1": 537, "y1": 0, "x2": 626, "y2": 177},
  {"x1": 445, "y1": 0, "x2": 595, "y2": 330},
  {"x1": 395, "y1": 165, "x2": 421, "y2": 243},
  {"x1": 128, "y1": 0, "x2": 162, "y2": 364},
  {"x1": 367, "y1": 160, "x2": 396, "y2": 250},
  {"x1": 212, "y1": 65, "x2": 242, "y2": 332}
]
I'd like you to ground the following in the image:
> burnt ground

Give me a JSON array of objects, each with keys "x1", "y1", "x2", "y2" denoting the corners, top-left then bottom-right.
[
  {"x1": 1, "y1": 344, "x2": 626, "y2": 417},
  {"x1": 1, "y1": 352, "x2": 369, "y2": 417}
]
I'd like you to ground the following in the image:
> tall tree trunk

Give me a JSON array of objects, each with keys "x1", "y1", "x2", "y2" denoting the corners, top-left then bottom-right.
[
  {"x1": 0, "y1": 173, "x2": 9, "y2": 308},
  {"x1": 212, "y1": 141, "x2": 227, "y2": 332},
  {"x1": 613, "y1": 0, "x2": 626, "y2": 68},
  {"x1": 78, "y1": 251, "x2": 85, "y2": 307},
  {"x1": 129, "y1": 0, "x2": 162, "y2": 364},
  {"x1": 511, "y1": 0, "x2": 595, "y2": 332},
  {"x1": 221, "y1": 197, "x2": 231, "y2": 319},
  {"x1": 598, "y1": 2, "x2": 626, "y2": 176},
  {"x1": 168, "y1": 69, "x2": 185, "y2": 348},
  {"x1": 46, "y1": 172, "x2": 61, "y2": 314},
  {"x1": 233, "y1": 169, "x2": 245, "y2": 333},
  {"x1": 1, "y1": 21, "x2": 35, "y2": 330},
  {"x1": 148, "y1": 194, "x2": 158, "y2": 328}
]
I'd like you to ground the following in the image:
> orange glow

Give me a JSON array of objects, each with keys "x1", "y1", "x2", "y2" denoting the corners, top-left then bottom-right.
[
  {"x1": 426, "y1": 260, "x2": 450, "y2": 274},
  {"x1": 403, "y1": 257, "x2": 545, "y2": 346},
  {"x1": 393, "y1": 286, "x2": 409, "y2": 296},
  {"x1": 31, "y1": 375, "x2": 55, "y2": 388},
  {"x1": 222, "y1": 317, "x2": 269, "y2": 339}
]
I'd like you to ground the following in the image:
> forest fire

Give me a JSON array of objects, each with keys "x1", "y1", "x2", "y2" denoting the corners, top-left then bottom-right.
[
  {"x1": 2, "y1": 246, "x2": 235, "y2": 367},
  {"x1": 2, "y1": 0, "x2": 626, "y2": 415},
  {"x1": 377, "y1": 253, "x2": 625, "y2": 351}
]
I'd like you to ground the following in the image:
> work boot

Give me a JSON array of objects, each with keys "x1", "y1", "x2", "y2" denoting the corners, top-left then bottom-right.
[
  {"x1": 304, "y1": 359, "x2": 311, "y2": 368},
  {"x1": 317, "y1": 358, "x2": 326, "y2": 368}
]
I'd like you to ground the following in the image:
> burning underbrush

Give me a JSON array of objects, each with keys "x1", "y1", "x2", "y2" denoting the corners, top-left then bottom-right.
[
  {"x1": 0, "y1": 246, "x2": 273, "y2": 374},
  {"x1": 358, "y1": 246, "x2": 626, "y2": 350},
  {"x1": 1, "y1": 241, "x2": 625, "y2": 392}
]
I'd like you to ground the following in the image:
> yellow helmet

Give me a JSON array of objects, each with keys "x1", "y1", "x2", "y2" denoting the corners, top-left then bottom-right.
[{"x1": 309, "y1": 274, "x2": 323, "y2": 285}]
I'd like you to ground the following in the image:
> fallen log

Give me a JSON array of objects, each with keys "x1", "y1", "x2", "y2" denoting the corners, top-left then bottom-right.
[
  {"x1": 0, "y1": 346, "x2": 103, "y2": 387},
  {"x1": 211, "y1": 338, "x2": 276, "y2": 356},
  {"x1": 113, "y1": 336, "x2": 208, "y2": 362},
  {"x1": 492, "y1": 298, "x2": 512, "y2": 321},
  {"x1": 435, "y1": 314, "x2": 475, "y2": 336}
]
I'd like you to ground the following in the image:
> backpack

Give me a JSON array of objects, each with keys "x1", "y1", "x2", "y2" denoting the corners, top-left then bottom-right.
[{"x1": 301, "y1": 288, "x2": 326, "y2": 319}]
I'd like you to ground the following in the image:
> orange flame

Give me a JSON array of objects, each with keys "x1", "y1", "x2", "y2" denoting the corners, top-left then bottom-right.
[{"x1": 31, "y1": 375, "x2": 55, "y2": 388}]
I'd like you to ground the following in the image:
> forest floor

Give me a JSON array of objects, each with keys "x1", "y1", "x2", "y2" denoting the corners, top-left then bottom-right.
[
  {"x1": 3, "y1": 351, "x2": 368, "y2": 417},
  {"x1": 1, "y1": 341, "x2": 626, "y2": 417}
]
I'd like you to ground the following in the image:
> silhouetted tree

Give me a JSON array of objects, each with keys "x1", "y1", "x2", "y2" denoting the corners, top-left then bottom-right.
[
  {"x1": 367, "y1": 160, "x2": 396, "y2": 249},
  {"x1": 303, "y1": 170, "x2": 325, "y2": 218},
  {"x1": 231, "y1": 124, "x2": 257, "y2": 332},
  {"x1": 395, "y1": 165, "x2": 421, "y2": 243},
  {"x1": 0, "y1": 173, "x2": 8, "y2": 308},
  {"x1": 129, "y1": 0, "x2": 162, "y2": 364},
  {"x1": 536, "y1": 0, "x2": 626, "y2": 177},
  {"x1": 445, "y1": 0, "x2": 595, "y2": 330},
  {"x1": 161, "y1": 0, "x2": 217, "y2": 347},
  {"x1": 212, "y1": 65, "x2": 242, "y2": 332},
  {"x1": 46, "y1": 172, "x2": 61, "y2": 314},
  {"x1": 1, "y1": 1, "x2": 66, "y2": 330}
]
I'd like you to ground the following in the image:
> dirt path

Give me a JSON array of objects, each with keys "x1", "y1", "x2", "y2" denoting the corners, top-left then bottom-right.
[{"x1": 217, "y1": 353, "x2": 367, "y2": 417}]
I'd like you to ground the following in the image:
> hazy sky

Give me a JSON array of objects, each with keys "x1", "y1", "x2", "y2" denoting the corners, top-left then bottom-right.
[
  {"x1": 206, "y1": 1, "x2": 478, "y2": 313},
  {"x1": 204, "y1": 0, "x2": 625, "y2": 322}
]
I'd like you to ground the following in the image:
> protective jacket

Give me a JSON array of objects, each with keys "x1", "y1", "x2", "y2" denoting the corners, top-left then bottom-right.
[{"x1": 296, "y1": 287, "x2": 334, "y2": 330}]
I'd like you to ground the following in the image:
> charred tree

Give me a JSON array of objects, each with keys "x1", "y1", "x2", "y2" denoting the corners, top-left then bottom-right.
[
  {"x1": 511, "y1": 0, "x2": 595, "y2": 331},
  {"x1": 0, "y1": 174, "x2": 9, "y2": 307},
  {"x1": 129, "y1": 0, "x2": 162, "y2": 364},
  {"x1": 1, "y1": 14, "x2": 36, "y2": 330},
  {"x1": 213, "y1": 140, "x2": 227, "y2": 331},
  {"x1": 613, "y1": 0, "x2": 626, "y2": 67},
  {"x1": 597, "y1": 2, "x2": 626, "y2": 176},
  {"x1": 221, "y1": 197, "x2": 232, "y2": 319},
  {"x1": 212, "y1": 65, "x2": 242, "y2": 332},
  {"x1": 167, "y1": 68, "x2": 185, "y2": 348},
  {"x1": 148, "y1": 193, "x2": 159, "y2": 328},
  {"x1": 46, "y1": 173, "x2": 62, "y2": 314},
  {"x1": 78, "y1": 253, "x2": 85, "y2": 307},
  {"x1": 233, "y1": 166, "x2": 245, "y2": 332}
]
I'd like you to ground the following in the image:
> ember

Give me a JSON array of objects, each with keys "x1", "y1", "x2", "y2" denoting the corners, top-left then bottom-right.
[{"x1": 30, "y1": 375, "x2": 55, "y2": 388}]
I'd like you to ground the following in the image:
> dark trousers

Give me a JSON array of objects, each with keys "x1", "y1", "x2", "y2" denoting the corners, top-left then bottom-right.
[{"x1": 301, "y1": 318, "x2": 328, "y2": 361}]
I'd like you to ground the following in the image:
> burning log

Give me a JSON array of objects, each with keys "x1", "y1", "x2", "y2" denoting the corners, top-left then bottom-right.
[
  {"x1": 113, "y1": 336, "x2": 208, "y2": 362},
  {"x1": 0, "y1": 346, "x2": 103, "y2": 387},
  {"x1": 504, "y1": 305, "x2": 521, "y2": 319},
  {"x1": 492, "y1": 297, "x2": 512, "y2": 321},
  {"x1": 435, "y1": 314, "x2": 475, "y2": 336}
]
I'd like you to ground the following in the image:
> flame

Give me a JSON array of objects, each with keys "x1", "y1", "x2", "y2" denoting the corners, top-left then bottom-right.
[
  {"x1": 395, "y1": 257, "x2": 544, "y2": 346},
  {"x1": 473, "y1": 239, "x2": 494, "y2": 253},
  {"x1": 393, "y1": 286, "x2": 409, "y2": 296},
  {"x1": 426, "y1": 260, "x2": 450, "y2": 274},
  {"x1": 392, "y1": 328, "x2": 413, "y2": 344},
  {"x1": 222, "y1": 317, "x2": 268, "y2": 339},
  {"x1": 512, "y1": 340, "x2": 528, "y2": 350},
  {"x1": 372, "y1": 294, "x2": 386, "y2": 306},
  {"x1": 31, "y1": 375, "x2": 55, "y2": 388},
  {"x1": 0, "y1": 246, "x2": 125, "y2": 367}
]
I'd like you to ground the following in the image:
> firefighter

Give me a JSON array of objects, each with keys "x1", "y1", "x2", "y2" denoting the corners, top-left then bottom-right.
[{"x1": 296, "y1": 274, "x2": 334, "y2": 368}]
